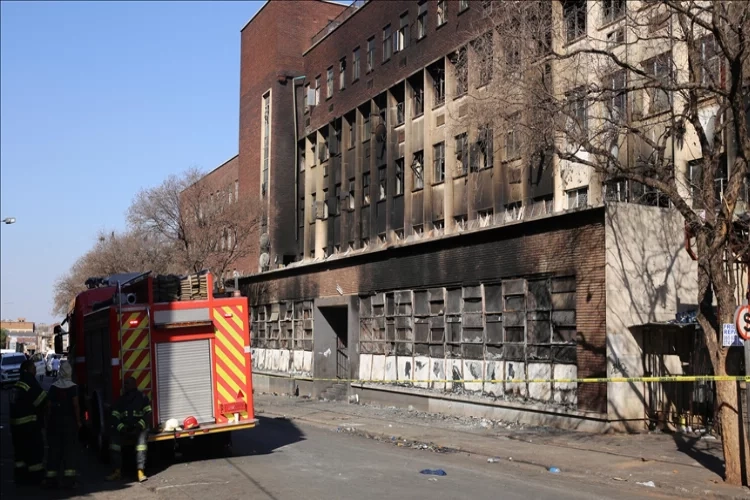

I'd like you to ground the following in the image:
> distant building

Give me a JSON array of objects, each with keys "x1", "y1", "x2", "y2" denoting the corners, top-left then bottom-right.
[{"x1": 1, "y1": 318, "x2": 36, "y2": 351}]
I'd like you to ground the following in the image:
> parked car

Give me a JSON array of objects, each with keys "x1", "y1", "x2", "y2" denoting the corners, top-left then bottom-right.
[
  {"x1": 1, "y1": 353, "x2": 26, "y2": 387},
  {"x1": 30, "y1": 352, "x2": 46, "y2": 379}
]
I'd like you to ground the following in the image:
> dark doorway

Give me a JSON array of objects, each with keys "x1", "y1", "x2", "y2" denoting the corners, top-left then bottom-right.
[{"x1": 320, "y1": 306, "x2": 349, "y2": 379}]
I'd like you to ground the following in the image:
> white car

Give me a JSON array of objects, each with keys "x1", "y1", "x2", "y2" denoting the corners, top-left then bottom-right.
[
  {"x1": 30, "y1": 352, "x2": 46, "y2": 379},
  {"x1": 1, "y1": 353, "x2": 26, "y2": 387}
]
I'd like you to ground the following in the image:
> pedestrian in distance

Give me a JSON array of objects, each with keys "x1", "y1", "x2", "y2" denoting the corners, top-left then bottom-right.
[
  {"x1": 44, "y1": 361, "x2": 82, "y2": 489},
  {"x1": 8, "y1": 359, "x2": 47, "y2": 485},
  {"x1": 106, "y1": 376, "x2": 152, "y2": 483},
  {"x1": 51, "y1": 356, "x2": 60, "y2": 378}
]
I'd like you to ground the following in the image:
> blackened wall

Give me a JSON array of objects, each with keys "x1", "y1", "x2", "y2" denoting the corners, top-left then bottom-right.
[
  {"x1": 242, "y1": 207, "x2": 608, "y2": 413},
  {"x1": 239, "y1": 0, "x2": 346, "y2": 272}
]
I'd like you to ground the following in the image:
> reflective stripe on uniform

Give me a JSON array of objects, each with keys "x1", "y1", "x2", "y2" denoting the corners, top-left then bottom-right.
[
  {"x1": 28, "y1": 463, "x2": 44, "y2": 472},
  {"x1": 14, "y1": 382, "x2": 30, "y2": 391},
  {"x1": 111, "y1": 410, "x2": 122, "y2": 418},
  {"x1": 15, "y1": 461, "x2": 26, "y2": 468},
  {"x1": 116, "y1": 423, "x2": 125, "y2": 432},
  {"x1": 142, "y1": 405, "x2": 152, "y2": 413},
  {"x1": 138, "y1": 419, "x2": 146, "y2": 429},
  {"x1": 136, "y1": 445, "x2": 148, "y2": 452},
  {"x1": 132, "y1": 411, "x2": 143, "y2": 417},
  {"x1": 63, "y1": 470, "x2": 76, "y2": 477},
  {"x1": 10, "y1": 415, "x2": 37, "y2": 425},
  {"x1": 110, "y1": 443, "x2": 121, "y2": 451},
  {"x1": 32, "y1": 391, "x2": 47, "y2": 407},
  {"x1": 46, "y1": 471, "x2": 58, "y2": 478}
]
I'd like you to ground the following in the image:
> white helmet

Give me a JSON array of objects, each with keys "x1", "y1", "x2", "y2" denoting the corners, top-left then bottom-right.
[{"x1": 163, "y1": 418, "x2": 180, "y2": 432}]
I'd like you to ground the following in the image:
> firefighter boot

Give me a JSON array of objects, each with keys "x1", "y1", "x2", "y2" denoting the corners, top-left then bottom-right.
[
  {"x1": 137, "y1": 469, "x2": 148, "y2": 483},
  {"x1": 106, "y1": 469, "x2": 121, "y2": 481}
]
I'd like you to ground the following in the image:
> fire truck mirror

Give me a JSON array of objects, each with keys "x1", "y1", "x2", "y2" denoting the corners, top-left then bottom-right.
[{"x1": 54, "y1": 334, "x2": 64, "y2": 355}]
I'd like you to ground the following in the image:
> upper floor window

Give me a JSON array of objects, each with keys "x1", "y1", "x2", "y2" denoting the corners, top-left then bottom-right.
[
  {"x1": 304, "y1": 83, "x2": 311, "y2": 113},
  {"x1": 437, "y1": 0, "x2": 447, "y2": 26},
  {"x1": 378, "y1": 166, "x2": 387, "y2": 201},
  {"x1": 699, "y1": 35, "x2": 723, "y2": 87},
  {"x1": 563, "y1": 0, "x2": 587, "y2": 42},
  {"x1": 642, "y1": 53, "x2": 672, "y2": 114},
  {"x1": 395, "y1": 13, "x2": 409, "y2": 53},
  {"x1": 459, "y1": 0, "x2": 469, "y2": 13},
  {"x1": 455, "y1": 133, "x2": 469, "y2": 175},
  {"x1": 417, "y1": 8, "x2": 427, "y2": 40},
  {"x1": 352, "y1": 47, "x2": 361, "y2": 81},
  {"x1": 326, "y1": 68, "x2": 334, "y2": 99},
  {"x1": 382, "y1": 25, "x2": 392, "y2": 62},
  {"x1": 339, "y1": 59, "x2": 346, "y2": 90},
  {"x1": 434, "y1": 142, "x2": 446, "y2": 182},
  {"x1": 604, "y1": 70, "x2": 627, "y2": 121},
  {"x1": 412, "y1": 151, "x2": 424, "y2": 190},
  {"x1": 395, "y1": 159, "x2": 404, "y2": 195},
  {"x1": 362, "y1": 172, "x2": 371, "y2": 205},
  {"x1": 505, "y1": 114, "x2": 521, "y2": 160},
  {"x1": 567, "y1": 187, "x2": 589, "y2": 209},
  {"x1": 602, "y1": 0, "x2": 625, "y2": 24},
  {"x1": 452, "y1": 47, "x2": 468, "y2": 96},
  {"x1": 314, "y1": 77, "x2": 321, "y2": 105},
  {"x1": 367, "y1": 37, "x2": 375, "y2": 72}
]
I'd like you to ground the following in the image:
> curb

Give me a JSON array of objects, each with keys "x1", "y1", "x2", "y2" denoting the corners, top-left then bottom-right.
[{"x1": 257, "y1": 405, "x2": 750, "y2": 500}]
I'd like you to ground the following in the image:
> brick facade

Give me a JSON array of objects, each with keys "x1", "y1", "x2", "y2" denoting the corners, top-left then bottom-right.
[{"x1": 242, "y1": 207, "x2": 607, "y2": 413}]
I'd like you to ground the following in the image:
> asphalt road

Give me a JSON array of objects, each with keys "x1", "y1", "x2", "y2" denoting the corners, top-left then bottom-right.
[{"x1": 2, "y1": 378, "x2": 647, "y2": 500}]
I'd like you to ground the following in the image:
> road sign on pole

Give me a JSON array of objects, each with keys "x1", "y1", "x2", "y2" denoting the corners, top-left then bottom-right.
[{"x1": 736, "y1": 304, "x2": 750, "y2": 341}]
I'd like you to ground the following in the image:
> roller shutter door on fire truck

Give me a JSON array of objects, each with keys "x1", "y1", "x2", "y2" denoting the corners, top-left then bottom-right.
[{"x1": 156, "y1": 340, "x2": 215, "y2": 424}]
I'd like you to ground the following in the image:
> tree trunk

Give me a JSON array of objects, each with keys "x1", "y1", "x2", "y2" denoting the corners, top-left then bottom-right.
[{"x1": 716, "y1": 376, "x2": 743, "y2": 484}]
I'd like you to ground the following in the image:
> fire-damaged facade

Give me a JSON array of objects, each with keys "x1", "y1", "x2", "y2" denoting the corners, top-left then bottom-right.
[{"x1": 201, "y1": 0, "x2": 750, "y2": 431}]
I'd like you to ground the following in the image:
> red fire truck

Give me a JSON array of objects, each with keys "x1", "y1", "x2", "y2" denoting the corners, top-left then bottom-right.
[{"x1": 55, "y1": 271, "x2": 256, "y2": 458}]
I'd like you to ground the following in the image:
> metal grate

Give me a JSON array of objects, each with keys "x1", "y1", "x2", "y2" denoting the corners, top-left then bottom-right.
[{"x1": 156, "y1": 340, "x2": 214, "y2": 424}]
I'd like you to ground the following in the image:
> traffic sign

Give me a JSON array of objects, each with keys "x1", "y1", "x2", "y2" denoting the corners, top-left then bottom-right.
[{"x1": 735, "y1": 304, "x2": 750, "y2": 341}]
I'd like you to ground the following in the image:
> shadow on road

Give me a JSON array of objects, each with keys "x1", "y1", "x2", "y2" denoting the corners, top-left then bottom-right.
[
  {"x1": 2, "y1": 383, "x2": 307, "y2": 499},
  {"x1": 672, "y1": 433, "x2": 725, "y2": 477}
]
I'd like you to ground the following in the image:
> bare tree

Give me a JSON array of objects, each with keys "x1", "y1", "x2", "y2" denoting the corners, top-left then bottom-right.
[
  {"x1": 52, "y1": 229, "x2": 176, "y2": 316},
  {"x1": 453, "y1": 0, "x2": 749, "y2": 484},
  {"x1": 127, "y1": 168, "x2": 260, "y2": 283}
]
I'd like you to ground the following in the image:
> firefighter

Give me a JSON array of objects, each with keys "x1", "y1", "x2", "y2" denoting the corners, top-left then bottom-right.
[
  {"x1": 44, "y1": 361, "x2": 82, "y2": 489},
  {"x1": 106, "y1": 377, "x2": 152, "y2": 483},
  {"x1": 9, "y1": 359, "x2": 47, "y2": 485}
]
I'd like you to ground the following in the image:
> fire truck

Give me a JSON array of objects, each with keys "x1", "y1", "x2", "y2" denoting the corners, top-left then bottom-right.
[{"x1": 55, "y1": 271, "x2": 256, "y2": 459}]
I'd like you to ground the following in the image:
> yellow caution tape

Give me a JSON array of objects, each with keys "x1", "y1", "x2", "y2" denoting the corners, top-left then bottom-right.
[{"x1": 292, "y1": 375, "x2": 750, "y2": 384}]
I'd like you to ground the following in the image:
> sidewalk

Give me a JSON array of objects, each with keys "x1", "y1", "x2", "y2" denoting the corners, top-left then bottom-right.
[{"x1": 254, "y1": 393, "x2": 750, "y2": 500}]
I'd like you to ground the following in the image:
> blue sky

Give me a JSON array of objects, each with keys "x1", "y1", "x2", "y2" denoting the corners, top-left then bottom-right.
[{"x1": 0, "y1": 0, "x2": 262, "y2": 324}]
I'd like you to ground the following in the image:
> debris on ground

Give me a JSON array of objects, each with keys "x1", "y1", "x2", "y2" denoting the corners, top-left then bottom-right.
[
  {"x1": 420, "y1": 469, "x2": 447, "y2": 476},
  {"x1": 636, "y1": 481, "x2": 656, "y2": 488},
  {"x1": 335, "y1": 426, "x2": 458, "y2": 453},
  {"x1": 487, "y1": 457, "x2": 501, "y2": 463},
  {"x1": 548, "y1": 467, "x2": 560, "y2": 474}
]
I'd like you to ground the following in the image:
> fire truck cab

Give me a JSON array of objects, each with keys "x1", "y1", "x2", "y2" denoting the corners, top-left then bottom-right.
[{"x1": 55, "y1": 271, "x2": 256, "y2": 459}]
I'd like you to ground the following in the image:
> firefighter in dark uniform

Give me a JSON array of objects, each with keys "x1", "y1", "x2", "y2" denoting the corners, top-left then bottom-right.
[
  {"x1": 45, "y1": 360, "x2": 82, "y2": 489},
  {"x1": 9, "y1": 359, "x2": 47, "y2": 485},
  {"x1": 106, "y1": 377, "x2": 152, "y2": 483}
]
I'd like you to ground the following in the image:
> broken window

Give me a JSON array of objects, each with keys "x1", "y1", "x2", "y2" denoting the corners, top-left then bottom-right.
[
  {"x1": 477, "y1": 126, "x2": 493, "y2": 170},
  {"x1": 412, "y1": 150, "x2": 424, "y2": 190},
  {"x1": 333, "y1": 184, "x2": 341, "y2": 216},
  {"x1": 505, "y1": 114, "x2": 521, "y2": 160},
  {"x1": 417, "y1": 7, "x2": 427, "y2": 40},
  {"x1": 395, "y1": 158, "x2": 404, "y2": 195},
  {"x1": 473, "y1": 32, "x2": 493, "y2": 87},
  {"x1": 602, "y1": 0, "x2": 625, "y2": 24},
  {"x1": 566, "y1": 187, "x2": 589, "y2": 209},
  {"x1": 563, "y1": 0, "x2": 587, "y2": 42},
  {"x1": 326, "y1": 67, "x2": 334, "y2": 99},
  {"x1": 437, "y1": 0, "x2": 446, "y2": 26},
  {"x1": 339, "y1": 58, "x2": 346, "y2": 90},
  {"x1": 455, "y1": 133, "x2": 468, "y2": 175},
  {"x1": 378, "y1": 166, "x2": 387, "y2": 201},
  {"x1": 433, "y1": 142, "x2": 445, "y2": 182},
  {"x1": 451, "y1": 47, "x2": 468, "y2": 96},
  {"x1": 395, "y1": 12, "x2": 409, "y2": 52},
  {"x1": 348, "y1": 179, "x2": 356, "y2": 210},
  {"x1": 362, "y1": 172, "x2": 371, "y2": 205},
  {"x1": 367, "y1": 37, "x2": 375, "y2": 72},
  {"x1": 566, "y1": 87, "x2": 589, "y2": 139},
  {"x1": 642, "y1": 53, "x2": 672, "y2": 114},
  {"x1": 605, "y1": 70, "x2": 627, "y2": 121}
]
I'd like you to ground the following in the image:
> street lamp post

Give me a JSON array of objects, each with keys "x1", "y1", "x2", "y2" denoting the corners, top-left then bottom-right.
[{"x1": 2, "y1": 217, "x2": 16, "y2": 225}]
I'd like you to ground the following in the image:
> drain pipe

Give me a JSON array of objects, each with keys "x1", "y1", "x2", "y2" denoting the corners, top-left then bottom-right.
[{"x1": 291, "y1": 75, "x2": 306, "y2": 240}]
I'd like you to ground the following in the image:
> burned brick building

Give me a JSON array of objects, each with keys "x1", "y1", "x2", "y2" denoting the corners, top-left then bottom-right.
[{"x1": 195, "y1": 0, "x2": 750, "y2": 431}]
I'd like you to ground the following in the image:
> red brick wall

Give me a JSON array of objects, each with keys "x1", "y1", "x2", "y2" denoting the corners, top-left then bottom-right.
[
  {"x1": 302, "y1": 0, "x2": 487, "y2": 134},
  {"x1": 242, "y1": 207, "x2": 608, "y2": 413},
  {"x1": 239, "y1": 0, "x2": 345, "y2": 274}
]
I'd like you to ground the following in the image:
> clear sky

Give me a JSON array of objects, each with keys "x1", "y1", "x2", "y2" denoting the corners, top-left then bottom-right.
[{"x1": 0, "y1": 0, "x2": 263, "y2": 325}]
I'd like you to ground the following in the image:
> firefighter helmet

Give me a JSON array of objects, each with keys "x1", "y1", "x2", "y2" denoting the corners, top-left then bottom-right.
[
  {"x1": 163, "y1": 418, "x2": 180, "y2": 432},
  {"x1": 183, "y1": 416, "x2": 199, "y2": 430}
]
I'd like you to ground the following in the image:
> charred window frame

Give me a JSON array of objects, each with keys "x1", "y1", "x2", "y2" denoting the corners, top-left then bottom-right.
[
  {"x1": 417, "y1": 4, "x2": 427, "y2": 40},
  {"x1": 451, "y1": 47, "x2": 468, "y2": 97},
  {"x1": 505, "y1": 113, "x2": 522, "y2": 161},
  {"x1": 642, "y1": 53, "x2": 672, "y2": 114},
  {"x1": 413, "y1": 86, "x2": 425, "y2": 116},
  {"x1": 455, "y1": 132, "x2": 469, "y2": 176},
  {"x1": 362, "y1": 171, "x2": 371, "y2": 206},
  {"x1": 395, "y1": 158, "x2": 404, "y2": 196},
  {"x1": 563, "y1": 0, "x2": 587, "y2": 42},
  {"x1": 477, "y1": 125, "x2": 494, "y2": 171},
  {"x1": 348, "y1": 179, "x2": 356, "y2": 210},
  {"x1": 566, "y1": 86, "x2": 589, "y2": 139},
  {"x1": 412, "y1": 150, "x2": 425, "y2": 190},
  {"x1": 602, "y1": 0, "x2": 625, "y2": 24},
  {"x1": 339, "y1": 58, "x2": 346, "y2": 90},
  {"x1": 378, "y1": 166, "x2": 387, "y2": 201},
  {"x1": 433, "y1": 142, "x2": 446, "y2": 183},
  {"x1": 326, "y1": 68, "x2": 334, "y2": 99},
  {"x1": 604, "y1": 70, "x2": 627, "y2": 122},
  {"x1": 474, "y1": 32, "x2": 493, "y2": 87}
]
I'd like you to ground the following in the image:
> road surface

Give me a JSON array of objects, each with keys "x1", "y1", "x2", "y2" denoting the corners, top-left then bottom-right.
[{"x1": 1, "y1": 378, "x2": 660, "y2": 500}]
